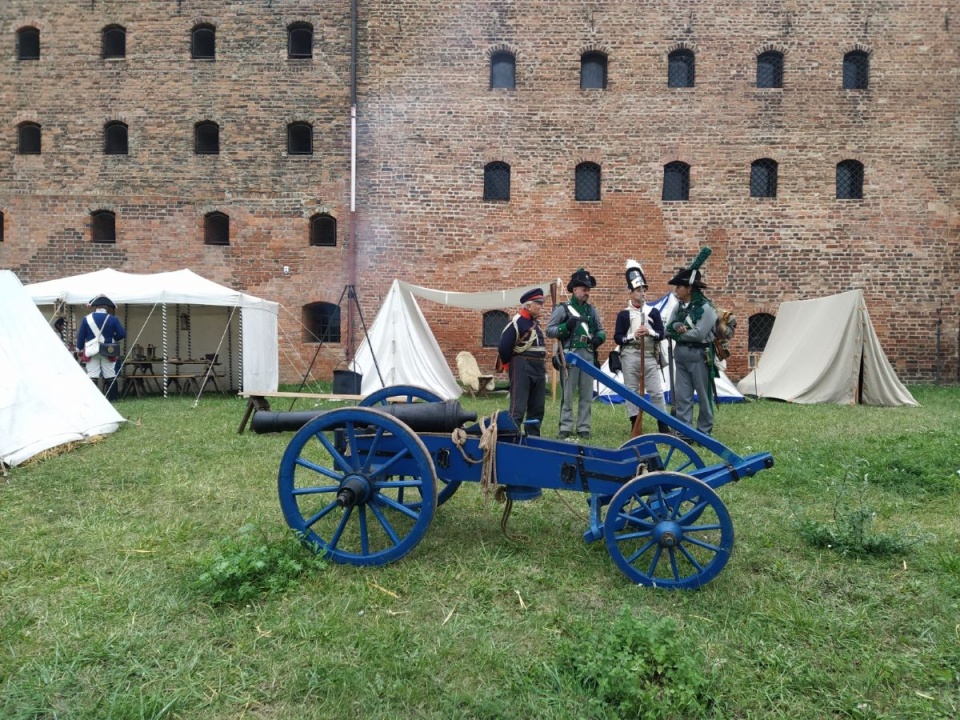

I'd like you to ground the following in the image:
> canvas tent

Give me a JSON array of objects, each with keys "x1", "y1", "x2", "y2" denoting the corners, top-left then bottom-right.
[
  {"x1": 737, "y1": 290, "x2": 918, "y2": 406},
  {"x1": 1, "y1": 270, "x2": 125, "y2": 467},
  {"x1": 25, "y1": 269, "x2": 279, "y2": 392}
]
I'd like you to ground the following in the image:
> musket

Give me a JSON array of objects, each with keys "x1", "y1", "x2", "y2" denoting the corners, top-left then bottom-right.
[
  {"x1": 630, "y1": 311, "x2": 647, "y2": 438},
  {"x1": 667, "y1": 339, "x2": 676, "y2": 418}
]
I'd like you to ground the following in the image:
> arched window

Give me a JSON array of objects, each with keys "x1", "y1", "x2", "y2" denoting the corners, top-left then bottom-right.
[
  {"x1": 303, "y1": 302, "x2": 340, "y2": 343},
  {"x1": 287, "y1": 122, "x2": 313, "y2": 155},
  {"x1": 662, "y1": 162, "x2": 690, "y2": 201},
  {"x1": 91, "y1": 210, "x2": 116, "y2": 243},
  {"x1": 575, "y1": 162, "x2": 601, "y2": 201},
  {"x1": 288, "y1": 22, "x2": 313, "y2": 59},
  {"x1": 102, "y1": 25, "x2": 126, "y2": 59},
  {"x1": 195, "y1": 121, "x2": 220, "y2": 154},
  {"x1": 836, "y1": 160, "x2": 864, "y2": 200},
  {"x1": 756, "y1": 51, "x2": 783, "y2": 88},
  {"x1": 204, "y1": 211, "x2": 229, "y2": 245},
  {"x1": 668, "y1": 49, "x2": 695, "y2": 88},
  {"x1": 191, "y1": 24, "x2": 216, "y2": 60},
  {"x1": 17, "y1": 122, "x2": 41, "y2": 155},
  {"x1": 580, "y1": 51, "x2": 607, "y2": 89},
  {"x1": 310, "y1": 213, "x2": 336, "y2": 246},
  {"x1": 17, "y1": 27, "x2": 40, "y2": 61},
  {"x1": 490, "y1": 51, "x2": 516, "y2": 89},
  {"x1": 748, "y1": 313, "x2": 776, "y2": 352},
  {"x1": 104, "y1": 122, "x2": 128, "y2": 155},
  {"x1": 483, "y1": 161, "x2": 511, "y2": 201},
  {"x1": 482, "y1": 310, "x2": 509, "y2": 347},
  {"x1": 843, "y1": 51, "x2": 869, "y2": 89},
  {"x1": 750, "y1": 159, "x2": 778, "y2": 198}
]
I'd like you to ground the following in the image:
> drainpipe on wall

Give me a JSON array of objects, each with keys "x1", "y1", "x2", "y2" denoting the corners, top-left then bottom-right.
[{"x1": 347, "y1": 0, "x2": 359, "y2": 360}]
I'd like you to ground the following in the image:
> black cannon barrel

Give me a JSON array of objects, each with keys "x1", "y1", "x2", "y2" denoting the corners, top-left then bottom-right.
[{"x1": 250, "y1": 400, "x2": 478, "y2": 435}]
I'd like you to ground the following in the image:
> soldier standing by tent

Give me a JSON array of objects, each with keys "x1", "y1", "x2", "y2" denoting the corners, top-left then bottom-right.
[
  {"x1": 497, "y1": 288, "x2": 547, "y2": 436},
  {"x1": 665, "y1": 248, "x2": 717, "y2": 436},
  {"x1": 77, "y1": 295, "x2": 126, "y2": 401}
]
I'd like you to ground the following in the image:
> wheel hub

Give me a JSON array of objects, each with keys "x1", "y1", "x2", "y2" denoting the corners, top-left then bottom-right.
[
  {"x1": 336, "y1": 474, "x2": 372, "y2": 508},
  {"x1": 653, "y1": 520, "x2": 682, "y2": 548}
]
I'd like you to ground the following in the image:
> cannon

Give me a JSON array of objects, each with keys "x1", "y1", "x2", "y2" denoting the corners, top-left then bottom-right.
[{"x1": 259, "y1": 355, "x2": 774, "y2": 589}]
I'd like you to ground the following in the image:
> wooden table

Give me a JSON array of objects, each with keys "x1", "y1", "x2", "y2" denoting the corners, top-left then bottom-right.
[{"x1": 121, "y1": 358, "x2": 221, "y2": 397}]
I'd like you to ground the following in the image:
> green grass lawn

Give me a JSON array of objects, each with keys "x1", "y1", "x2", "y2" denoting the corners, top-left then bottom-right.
[{"x1": 2, "y1": 386, "x2": 958, "y2": 719}]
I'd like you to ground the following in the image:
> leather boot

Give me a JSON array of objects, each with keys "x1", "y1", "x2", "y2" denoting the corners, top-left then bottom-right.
[
  {"x1": 658, "y1": 420, "x2": 672, "y2": 435},
  {"x1": 628, "y1": 416, "x2": 637, "y2": 433},
  {"x1": 105, "y1": 376, "x2": 120, "y2": 402}
]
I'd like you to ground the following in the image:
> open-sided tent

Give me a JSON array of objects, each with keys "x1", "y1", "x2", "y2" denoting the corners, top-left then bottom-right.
[
  {"x1": 25, "y1": 269, "x2": 279, "y2": 392},
  {"x1": 1, "y1": 270, "x2": 124, "y2": 467},
  {"x1": 737, "y1": 290, "x2": 918, "y2": 406}
]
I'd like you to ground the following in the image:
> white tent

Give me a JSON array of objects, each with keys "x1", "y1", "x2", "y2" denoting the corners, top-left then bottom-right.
[
  {"x1": 25, "y1": 269, "x2": 279, "y2": 392},
  {"x1": 736, "y1": 290, "x2": 918, "y2": 406},
  {"x1": 350, "y1": 279, "x2": 548, "y2": 400},
  {"x1": 1, "y1": 271, "x2": 125, "y2": 467}
]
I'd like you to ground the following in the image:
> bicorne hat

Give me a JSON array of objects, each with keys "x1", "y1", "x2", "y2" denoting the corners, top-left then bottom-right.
[
  {"x1": 668, "y1": 247, "x2": 711, "y2": 288},
  {"x1": 624, "y1": 259, "x2": 648, "y2": 290},
  {"x1": 566, "y1": 268, "x2": 597, "y2": 293},
  {"x1": 520, "y1": 287, "x2": 545, "y2": 304},
  {"x1": 89, "y1": 294, "x2": 116, "y2": 309}
]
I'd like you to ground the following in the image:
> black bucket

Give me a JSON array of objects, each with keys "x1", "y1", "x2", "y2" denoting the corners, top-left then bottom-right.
[{"x1": 332, "y1": 369, "x2": 363, "y2": 395}]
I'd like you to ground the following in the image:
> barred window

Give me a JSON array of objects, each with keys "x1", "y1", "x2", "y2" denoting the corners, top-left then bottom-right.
[
  {"x1": 17, "y1": 122, "x2": 41, "y2": 154},
  {"x1": 310, "y1": 213, "x2": 336, "y2": 246},
  {"x1": 750, "y1": 159, "x2": 778, "y2": 198},
  {"x1": 17, "y1": 27, "x2": 40, "y2": 60},
  {"x1": 104, "y1": 122, "x2": 128, "y2": 155},
  {"x1": 668, "y1": 49, "x2": 695, "y2": 88},
  {"x1": 484, "y1": 161, "x2": 511, "y2": 201},
  {"x1": 580, "y1": 52, "x2": 607, "y2": 89},
  {"x1": 91, "y1": 210, "x2": 116, "y2": 243},
  {"x1": 288, "y1": 22, "x2": 313, "y2": 59},
  {"x1": 192, "y1": 24, "x2": 215, "y2": 60},
  {"x1": 204, "y1": 211, "x2": 229, "y2": 245},
  {"x1": 575, "y1": 162, "x2": 601, "y2": 202},
  {"x1": 102, "y1": 25, "x2": 126, "y2": 59},
  {"x1": 304, "y1": 302, "x2": 340, "y2": 343},
  {"x1": 195, "y1": 121, "x2": 219, "y2": 154},
  {"x1": 483, "y1": 310, "x2": 509, "y2": 347},
  {"x1": 836, "y1": 160, "x2": 864, "y2": 200},
  {"x1": 288, "y1": 122, "x2": 313, "y2": 155},
  {"x1": 662, "y1": 162, "x2": 690, "y2": 201},
  {"x1": 843, "y1": 51, "x2": 869, "y2": 89},
  {"x1": 756, "y1": 51, "x2": 783, "y2": 88},
  {"x1": 490, "y1": 51, "x2": 516, "y2": 89},
  {"x1": 748, "y1": 313, "x2": 776, "y2": 352}
]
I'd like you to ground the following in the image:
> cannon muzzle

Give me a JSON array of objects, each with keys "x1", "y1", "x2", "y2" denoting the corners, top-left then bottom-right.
[{"x1": 251, "y1": 400, "x2": 477, "y2": 435}]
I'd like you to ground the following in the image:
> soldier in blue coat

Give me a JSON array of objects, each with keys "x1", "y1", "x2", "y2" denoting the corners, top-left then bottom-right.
[
  {"x1": 77, "y1": 294, "x2": 126, "y2": 401},
  {"x1": 497, "y1": 288, "x2": 547, "y2": 436}
]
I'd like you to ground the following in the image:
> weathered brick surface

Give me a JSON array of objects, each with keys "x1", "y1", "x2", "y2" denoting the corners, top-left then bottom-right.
[{"x1": 2, "y1": 1, "x2": 957, "y2": 384}]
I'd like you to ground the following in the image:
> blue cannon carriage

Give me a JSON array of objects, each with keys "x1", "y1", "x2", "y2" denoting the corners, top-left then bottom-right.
[{"x1": 257, "y1": 352, "x2": 774, "y2": 590}]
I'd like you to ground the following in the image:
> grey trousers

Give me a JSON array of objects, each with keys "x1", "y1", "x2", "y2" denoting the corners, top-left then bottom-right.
[
  {"x1": 620, "y1": 346, "x2": 666, "y2": 417},
  {"x1": 558, "y1": 348, "x2": 595, "y2": 435},
  {"x1": 673, "y1": 343, "x2": 714, "y2": 435}
]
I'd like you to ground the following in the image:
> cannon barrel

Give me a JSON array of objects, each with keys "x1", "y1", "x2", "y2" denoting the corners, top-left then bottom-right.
[{"x1": 251, "y1": 399, "x2": 477, "y2": 435}]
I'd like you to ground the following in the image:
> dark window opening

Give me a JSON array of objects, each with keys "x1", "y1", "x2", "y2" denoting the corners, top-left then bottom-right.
[
  {"x1": 91, "y1": 210, "x2": 116, "y2": 243},
  {"x1": 748, "y1": 313, "x2": 776, "y2": 352},
  {"x1": 575, "y1": 162, "x2": 601, "y2": 201},
  {"x1": 490, "y1": 51, "x2": 516, "y2": 89},
  {"x1": 580, "y1": 52, "x2": 607, "y2": 89},
  {"x1": 104, "y1": 122, "x2": 128, "y2": 155},
  {"x1": 17, "y1": 123, "x2": 41, "y2": 154},
  {"x1": 195, "y1": 121, "x2": 220, "y2": 154},
  {"x1": 484, "y1": 161, "x2": 511, "y2": 201},
  {"x1": 192, "y1": 24, "x2": 216, "y2": 60},
  {"x1": 0, "y1": 212, "x2": 5, "y2": 242},
  {"x1": 836, "y1": 160, "x2": 864, "y2": 200},
  {"x1": 102, "y1": 25, "x2": 126, "y2": 59},
  {"x1": 17, "y1": 27, "x2": 40, "y2": 60},
  {"x1": 662, "y1": 162, "x2": 690, "y2": 201},
  {"x1": 483, "y1": 310, "x2": 509, "y2": 347},
  {"x1": 757, "y1": 51, "x2": 783, "y2": 88},
  {"x1": 304, "y1": 302, "x2": 341, "y2": 343},
  {"x1": 288, "y1": 22, "x2": 313, "y2": 59},
  {"x1": 204, "y1": 211, "x2": 229, "y2": 245},
  {"x1": 668, "y1": 49, "x2": 695, "y2": 88},
  {"x1": 750, "y1": 159, "x2": 778, "y2": 198},
  {"x1": 843, "y1": 51, "x2": 869, "y2": 89},
  {"x1": 310, "y1": 214, "x2": 336, "y2": 246},
  {"x1": 288, "y1": 122, "x2": 313, "y2": 155}
]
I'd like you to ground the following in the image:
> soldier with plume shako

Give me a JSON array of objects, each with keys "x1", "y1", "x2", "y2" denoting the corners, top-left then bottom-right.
[
  {"x1": 665, "y1": 248, "x2": 718, "y2": 436},
  {"x1": 497, "y1": 288, "x2": 547, "y2": 436},
  {"x1": 613, "y1": 260, "x2": 669, "y2": 434}
]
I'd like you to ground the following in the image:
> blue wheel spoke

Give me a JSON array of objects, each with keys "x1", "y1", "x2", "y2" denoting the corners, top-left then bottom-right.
[
  {"x1": 327, "y1": 507, "x2": 353, "y2": 552},
  {"x1": 358, "y1": 506, "x2": 369, "y2": 555},
  {"x1": 614, "y1": 528, "x2": 654, "y2": 543},
  {"x1": 685, "y1": 522, "x2": 722, "y2": 533},
  {"x1": 360, "y1": 426, "x2": 386, "y2": 473},
  {"x1": 292, "y1": 484, "x2": 340, "y2": 496},
  {"x1": 683, "y1": 535, "x2": 722, "y2": 553},
  {"x1": 373, "y1": 446, "x2": 413, "y2": 478},
  {"x1": 302, "y1": 500, "x2": 341, "y2": 529},
  {"x1": 625, "y1": 539, "x2": 657, "y2": 565},
  {"x1": 678, "y1": 543, "x2": 707, "y2": 571},
  {"x1": 368, "y1": 503, "x2": 402, "y2": 545},
  {"x1": 294, "y1": 457, "x2": 343, "y2": 482},
  {"x1": 668, "y1": 548, "x2": 681, "y2": 581},
  {"x1": 313, "y1": 428, "x2": 354, "y2": 472},
  {"x1": 676, "y1": 497, "x2": 708, "y2": 523},
  {"x1": 647, "y1": 545, "x2": 664, "y2": 576},
  {"x1": 373, "y1": 492, "x2": 421, "y2": 521}
]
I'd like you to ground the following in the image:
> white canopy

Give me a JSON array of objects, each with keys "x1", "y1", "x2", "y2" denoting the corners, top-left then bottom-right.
[
  {"x1": 1, "y1": 271, "x2": 124, "y2": 467},
  {"x1": 25, "y1": 269, "x2": 279, "y2": 392},
  {"x1": 737, "y1": 290, "x2": 918, "y2": 406}
]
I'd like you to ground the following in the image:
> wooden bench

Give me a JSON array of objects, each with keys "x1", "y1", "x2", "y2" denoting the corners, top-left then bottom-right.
[
  {"x1": 122, "y1": 373, "x2": 200, "y2": 398},
  {"x1": 236, "y1": 391, "x2": 365, "y2": 434}
]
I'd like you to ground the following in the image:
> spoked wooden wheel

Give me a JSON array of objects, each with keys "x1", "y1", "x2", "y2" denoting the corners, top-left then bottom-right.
[
  {"x1": 618, "y1": 433, "x2": 705, "y2": 475},
  {"x1": 278, "y1": 407, "x2": 437, "y2": 566},
  {"x1": 604, "y1": 471, "x2": 733, "y2": 590}
]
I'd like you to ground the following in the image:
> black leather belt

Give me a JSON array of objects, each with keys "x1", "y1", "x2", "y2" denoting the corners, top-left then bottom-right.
[
  {"x1": 680, "y1": 342, "x2": 710, "y2": 349},
  {"x1": 516, "y1": 352, "x2": 546, "y2": 360}
]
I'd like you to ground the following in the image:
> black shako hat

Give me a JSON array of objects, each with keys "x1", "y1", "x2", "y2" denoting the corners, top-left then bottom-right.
[
  {"x1": 668, "y1": 247, "x2": 712, "y2": 289},
  {"x1": 89, "y1": 294, "x2": 117, "y2": 309},
  {"x1": 520, "y1": 288, "x2": 545, "y2": 304},
  {"x1": 624, "y1": 259, "x2": 648, "y2": 290},
  {"x1": 566, "y1": 268, "x2": 597, "y2": 293}
]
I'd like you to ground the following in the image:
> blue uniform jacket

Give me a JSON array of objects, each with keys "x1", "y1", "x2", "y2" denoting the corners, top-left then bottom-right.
[{"x1": 76, "y1": 310, "x2": 127, "y2": 355}]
